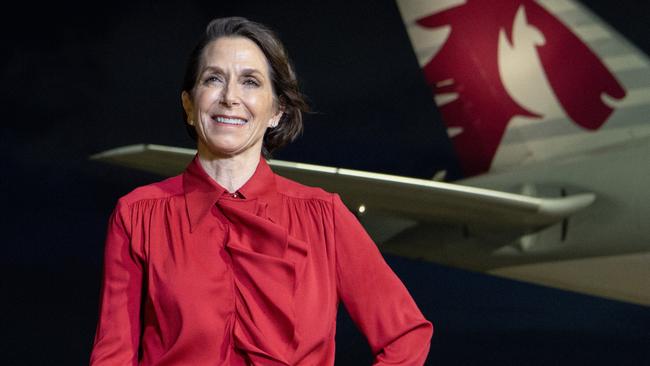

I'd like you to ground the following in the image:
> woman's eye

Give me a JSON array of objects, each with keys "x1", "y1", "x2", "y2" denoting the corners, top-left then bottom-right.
[
  {"x1": 243, "y1": 78, "x2": 260, "y2": 87},
  {"x1": 203, "y1": 75, "x2": 222, "y2": 84}
]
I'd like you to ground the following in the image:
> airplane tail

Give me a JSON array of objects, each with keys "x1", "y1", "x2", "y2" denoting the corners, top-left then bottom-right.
[{"x1": 396, "y1": 0, "x2": 650, "y2": 176}]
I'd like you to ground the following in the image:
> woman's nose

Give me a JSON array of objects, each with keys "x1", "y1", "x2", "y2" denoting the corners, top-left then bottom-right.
[{"x1": 220, "y1": 81, "x2": 239, "y2": 106}]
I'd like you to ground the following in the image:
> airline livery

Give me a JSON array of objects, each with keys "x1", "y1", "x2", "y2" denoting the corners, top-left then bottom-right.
[
  {"x1": 92, "y1": 0, "x2": 650, "y2": 306},
  {"x1": 404, "y1": 0, "x2": 627, "y2": 176}
]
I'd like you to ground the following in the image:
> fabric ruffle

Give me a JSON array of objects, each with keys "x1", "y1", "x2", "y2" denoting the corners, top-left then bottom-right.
[{"x1": 217, "y1": 199, "x2": 309, "y2": 365}]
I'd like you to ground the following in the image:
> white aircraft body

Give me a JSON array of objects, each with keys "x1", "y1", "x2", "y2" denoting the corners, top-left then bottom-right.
[{"x1": 91, "y1": 0, "x2": 650, "y2": 306}]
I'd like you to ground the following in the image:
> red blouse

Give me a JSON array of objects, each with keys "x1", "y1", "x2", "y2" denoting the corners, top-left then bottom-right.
[{"x1": 90, "y1": 154, "x2": 433, "y2": 365}]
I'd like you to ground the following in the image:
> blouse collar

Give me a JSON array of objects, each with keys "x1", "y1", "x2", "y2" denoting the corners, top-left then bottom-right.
[{"x1": 183, "y1": 154, "x2": 277, "y2": 232}]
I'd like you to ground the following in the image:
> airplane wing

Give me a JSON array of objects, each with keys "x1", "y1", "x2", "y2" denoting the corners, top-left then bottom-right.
[
  {"x1": 90, "y1": 143, "x2": 595, "y2": 233},
  {"x1": 91, "y1": 144, "x2": 650, "y2": 307}
]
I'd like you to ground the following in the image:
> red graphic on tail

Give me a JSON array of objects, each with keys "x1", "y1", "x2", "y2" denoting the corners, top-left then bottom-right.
[{"x1": 417, "y1": 0, "x2": 626, "y2": 176}]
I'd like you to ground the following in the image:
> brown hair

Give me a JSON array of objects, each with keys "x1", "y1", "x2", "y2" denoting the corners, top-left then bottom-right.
[{"x1": 181, "y1": 16, "x2": 309, "y2": 158}]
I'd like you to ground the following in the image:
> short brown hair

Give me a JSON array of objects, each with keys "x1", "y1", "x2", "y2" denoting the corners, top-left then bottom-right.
[{"x1": 181, "y1": 17, "x2": 309, "y2": 158}]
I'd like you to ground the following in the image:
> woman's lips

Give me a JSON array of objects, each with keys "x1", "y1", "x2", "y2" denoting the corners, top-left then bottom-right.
[{"x1": 212, "y1": 115, "x2": 248, "y2": 126}]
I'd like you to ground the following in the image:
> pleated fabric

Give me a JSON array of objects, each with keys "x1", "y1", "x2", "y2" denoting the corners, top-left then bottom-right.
[{"x1": 90, "y1": 154, "x2": 432, "y2": 366}]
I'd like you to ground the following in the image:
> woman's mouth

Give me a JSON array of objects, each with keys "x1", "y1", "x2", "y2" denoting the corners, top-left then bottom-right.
[{"x1": 212, "y1": 115, "x2": 248, "y2": 126}]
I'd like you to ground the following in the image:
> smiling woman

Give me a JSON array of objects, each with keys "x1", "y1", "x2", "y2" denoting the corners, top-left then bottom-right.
[
  {"x1": 181, "y1": 17, "x2": 308, "y2": 162},
  {"x1": 182, "y1": 36, "x2": 283, "y2": 171},
  {"x1": 89, "y1": 16, "x2": 432, "y2": 366}
]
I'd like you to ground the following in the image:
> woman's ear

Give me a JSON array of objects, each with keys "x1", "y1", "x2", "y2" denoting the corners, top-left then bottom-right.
[
  {"x1": 269, "y1": 111, "x2": 282, "y2": 128},
  {"x1": 269, "y1": 105, "x2": 284, "y2": 128},
  {"x1": 181, "y1": 91, "x2": 194, "y2": 125}
]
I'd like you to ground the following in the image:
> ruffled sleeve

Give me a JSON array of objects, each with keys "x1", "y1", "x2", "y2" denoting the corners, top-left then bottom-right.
[
  {"x1": 332, "y1": 194, "x2": 433, "y2": 365},
  {"x1": 90, "y1": 199, "x2": 144, "y2": 366},
  {"x1": 217, "y1": 199, "x2": 309, "y2": 366}
]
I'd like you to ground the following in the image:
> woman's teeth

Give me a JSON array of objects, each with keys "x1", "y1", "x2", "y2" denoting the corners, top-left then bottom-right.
[{"x1": 214, "y1": 116, "x2": 247, "y2": 125}]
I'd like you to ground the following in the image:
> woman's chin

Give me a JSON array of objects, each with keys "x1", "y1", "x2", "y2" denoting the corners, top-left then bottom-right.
[{"x1": 199, "y1": 140, "x2": 258, "y2": 159}]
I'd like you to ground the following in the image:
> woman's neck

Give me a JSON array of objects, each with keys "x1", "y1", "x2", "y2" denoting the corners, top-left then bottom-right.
[{"x1": 196, "y1": 145, "x2": 262, "y2": 193}]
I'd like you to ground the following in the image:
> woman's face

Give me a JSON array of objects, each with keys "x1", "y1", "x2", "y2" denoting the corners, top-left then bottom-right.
[{"x1": 182, "y1": 36, "x2": 282, "y2": 159}]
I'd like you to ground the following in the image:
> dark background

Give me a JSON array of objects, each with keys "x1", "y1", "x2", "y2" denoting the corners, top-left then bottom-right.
[{"x1": 2, "y1": 0, "x2": 649, "y2": 364}]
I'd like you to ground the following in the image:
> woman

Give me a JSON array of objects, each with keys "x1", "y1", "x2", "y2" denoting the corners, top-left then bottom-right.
[{"x1": 90, "y1": 16, "x2": 432, "y2": 365}]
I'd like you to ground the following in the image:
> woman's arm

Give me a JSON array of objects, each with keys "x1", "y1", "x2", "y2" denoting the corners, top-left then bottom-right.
[
  {"x1": 89, "y1": 199, "x2": 143, "y2": 366},
  {"x1": 333, "y1": 194, "x2": 433, "y2": 365}
]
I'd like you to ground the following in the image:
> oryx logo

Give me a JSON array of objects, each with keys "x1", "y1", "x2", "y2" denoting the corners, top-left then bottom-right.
[{"x1": 416, "y1": 0, "x2": 626, "y2": 176}]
